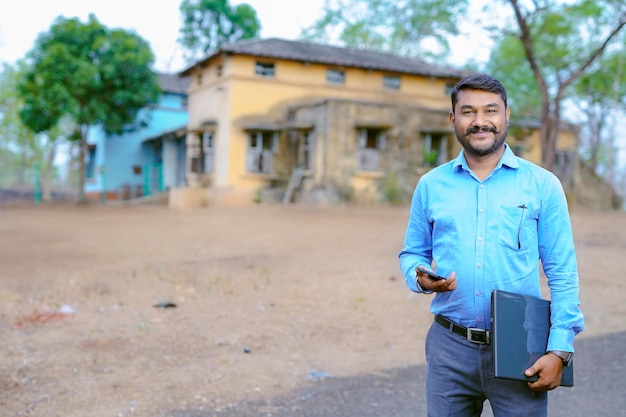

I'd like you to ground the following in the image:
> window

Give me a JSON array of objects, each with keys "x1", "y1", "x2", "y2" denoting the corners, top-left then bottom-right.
[
  {"x1": 255, "y1": 62, "x2": 275, "y2": 77},
  {"x1": 357, "y1": 128, "x2": 386, "y2": 171},
  {"x1": 247, "y1": 131, "x2": 279, "y2": 173},
  {"x1": 190, "y1": 131, "x2": 215, "y2": 174},
  {"x1": 202, "y1": 131, "x2": 215, "y2": 173},
  {"x1": 383, "y1": 75, "x2": 401, "y2": 90},
  {"x1": 326, "y1": 69, "x2": 345, "y2": 84},
  {"x1": 85, "y1": 144, "x2": 97, "y2": 179},
  {"x1": 422, "y1": 133, "x2": 448, "y2": 168},
  {"x1": 299, "y1": 130, "x2": 314, "y2": 170}
]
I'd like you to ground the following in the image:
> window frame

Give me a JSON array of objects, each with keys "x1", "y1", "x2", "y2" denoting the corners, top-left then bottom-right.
[
  {"x1": 299, "y1": 130, "x2": 314, "y2": 171},
  {"x1": 357, "y1": 128, "x2": 386, "y2": 171},
  {"x1": 383, "y1": 75, "x2": 401, "y2": 90},
  {"x1": 202, "y1": 131, "x2": 215, "y2": 173},
  {"x1": 326, "y1": 68, "x2": 346, "y2": 85},
  {"x1": 255, "y1": 61, "x2": 275, "y2": 78},
  {"x1": 421, "y1": 132, "x2": 448, "y2": 168},
  {"x1": 246, "y1": 130, "x2": 279, "y2": 173}
]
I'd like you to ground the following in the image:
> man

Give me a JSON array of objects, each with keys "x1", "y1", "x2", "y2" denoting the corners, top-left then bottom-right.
[{"x1": 399, "y1": 74, "x2": 584, "y2": 417}]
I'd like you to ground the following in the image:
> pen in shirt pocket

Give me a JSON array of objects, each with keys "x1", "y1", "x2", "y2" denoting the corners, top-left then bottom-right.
[{"x1": 517, "y1": 204, "x2": 527, "y2": 249}]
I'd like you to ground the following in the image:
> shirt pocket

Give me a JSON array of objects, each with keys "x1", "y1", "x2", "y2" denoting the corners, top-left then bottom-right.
[
  {"x1": 498, "y1": 205, "x2": 538, "y2": 251},
  {"x1": 498, "y1": 205, "x2": 538, "y2": 281}
]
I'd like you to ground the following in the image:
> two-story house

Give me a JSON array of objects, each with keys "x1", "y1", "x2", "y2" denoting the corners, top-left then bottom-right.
[{"x1": 174, "y1": 38, "x2": 580, "y2": 207}]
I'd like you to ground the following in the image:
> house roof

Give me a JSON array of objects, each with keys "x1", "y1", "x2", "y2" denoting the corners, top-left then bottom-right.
[
  {"x1": 157, "y1": 73, "x2": 189, "y2": 95},
  {"x1": 181, "y1": 38, "x2": 467, "y2": 79}
]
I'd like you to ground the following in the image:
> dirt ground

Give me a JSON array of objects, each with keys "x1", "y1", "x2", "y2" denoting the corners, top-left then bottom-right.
[{"x1": 1, "y1": 202, "x2": 625, "y2": 417}]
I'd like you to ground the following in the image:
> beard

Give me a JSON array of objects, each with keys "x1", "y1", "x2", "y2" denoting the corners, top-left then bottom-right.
[{"x1": 454, "y1": 125, "x2": 508, "y2": 157}]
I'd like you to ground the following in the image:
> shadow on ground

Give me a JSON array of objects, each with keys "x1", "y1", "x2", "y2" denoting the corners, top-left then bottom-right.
[{"x1": 170, "y1": 331, "x2": 626, "y2": 417}]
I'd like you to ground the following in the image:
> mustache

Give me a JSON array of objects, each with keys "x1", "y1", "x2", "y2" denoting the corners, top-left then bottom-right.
[{"x1": 465, "y1": 125, "x2": 499, "y2": 135}]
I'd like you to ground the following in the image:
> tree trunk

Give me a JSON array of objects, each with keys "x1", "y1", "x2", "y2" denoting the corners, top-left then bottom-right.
[
  {"x1": 77, "y1": 126, "x2": 87, "y2": 204},
  {"x1": 41, "y1": 141, "x2": 57, "y2": 201},
  {"x1": 540, "y1": 114, "x2": 558, "y2": 172}
]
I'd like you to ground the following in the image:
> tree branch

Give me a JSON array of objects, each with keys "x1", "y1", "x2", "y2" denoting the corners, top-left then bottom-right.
[{"x1": 561, "y1": 12, "x2": 626, "y2": 90}]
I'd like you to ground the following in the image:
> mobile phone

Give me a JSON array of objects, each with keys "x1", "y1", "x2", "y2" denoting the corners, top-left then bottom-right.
[{"x1": 416, "y1": 266, "x2": 446, "y2": 280}]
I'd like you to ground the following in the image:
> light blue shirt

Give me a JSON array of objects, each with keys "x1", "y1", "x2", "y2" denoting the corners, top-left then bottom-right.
[{"x1": 399, "y1": 145, "x2": 584, "y2": 352}]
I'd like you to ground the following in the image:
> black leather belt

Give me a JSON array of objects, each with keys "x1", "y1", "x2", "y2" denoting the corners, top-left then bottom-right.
[{"x1": 435, "y1": 315, "x2": 491, "y2": 345}]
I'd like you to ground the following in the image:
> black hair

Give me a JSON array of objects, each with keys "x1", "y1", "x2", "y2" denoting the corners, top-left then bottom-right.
[{"x1": 450, "y1": 74, "x2": 508, "y2": 112}]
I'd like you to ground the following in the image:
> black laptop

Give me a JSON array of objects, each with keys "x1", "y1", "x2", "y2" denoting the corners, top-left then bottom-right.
[{"x1": 491, "y1": 289, "x2": 574, "y2": 387}]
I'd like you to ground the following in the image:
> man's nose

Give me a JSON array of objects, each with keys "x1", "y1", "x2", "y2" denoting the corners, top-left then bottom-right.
[{"x1": 472, "y1": 111, "x2": 487, "y2": 125}]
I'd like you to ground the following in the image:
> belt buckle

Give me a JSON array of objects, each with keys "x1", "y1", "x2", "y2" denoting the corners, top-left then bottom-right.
[{"x1": 466, "y1": 328, "x2": 490, "y2": 345}]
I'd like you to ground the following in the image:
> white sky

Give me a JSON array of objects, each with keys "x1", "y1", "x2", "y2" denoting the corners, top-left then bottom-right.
[
  {"x1": 0, "y1": 0, "x2": 327, "y2": 73},
  {"x1": 0, "y1": 0, "x2": 495, "y2": 73}
]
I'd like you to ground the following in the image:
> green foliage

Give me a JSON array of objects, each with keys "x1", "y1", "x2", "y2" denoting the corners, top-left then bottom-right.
[
  {"x1": 301, "y1": 0, "x2": 468, "y2": 60},
  {"x1": 0, "y1": 63, "x2": 37, "y2": 158},
  {"x1": 18, "y1": 14, "x2": 160, "y2": 137},
  {"x1": 575, "y1": 49, "x2": 626, "y2": 108},
  {"x1": 178, "y1": 0, "x2": 261, "y2": 63}
]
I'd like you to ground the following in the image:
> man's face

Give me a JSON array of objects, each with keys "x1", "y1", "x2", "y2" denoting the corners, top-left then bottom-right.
[{"x1": 449, "y1": 89, "x2": 510, "y2": 157}]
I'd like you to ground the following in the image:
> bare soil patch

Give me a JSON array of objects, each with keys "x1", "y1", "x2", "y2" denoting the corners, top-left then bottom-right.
[{"x1": 1, "y1": 204, "x2": 624, "y2": 416}]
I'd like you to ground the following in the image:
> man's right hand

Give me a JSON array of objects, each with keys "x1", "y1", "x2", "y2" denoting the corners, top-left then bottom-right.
[{"x1": 416, "y1": 268, "x2": 457, "y2": 292}]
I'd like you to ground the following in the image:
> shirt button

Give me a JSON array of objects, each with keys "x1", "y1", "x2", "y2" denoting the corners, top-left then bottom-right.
[
  {"x1": 478, "y1": 236, "x2": 483, "y2": 241},
  {"x1": 480, "y1": 184, "x2": 485, "y2": 188},
  {"x1": 479, "y1": 208, "x2": 484, "y2": 213},
  {"x1": 476, "y1": 291, "x2": 482, "y2": 296},
  {"x1": 477, "y1": 318, "x2": 484, "y2": 323},
  {"x1": 477, "y1": 263, "x2": 482, "y2": 268}
]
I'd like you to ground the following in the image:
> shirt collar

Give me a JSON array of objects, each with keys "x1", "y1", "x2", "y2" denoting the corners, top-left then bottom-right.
[{"x1": 452, "y1": 143, "x2": 520, "y2": 173}]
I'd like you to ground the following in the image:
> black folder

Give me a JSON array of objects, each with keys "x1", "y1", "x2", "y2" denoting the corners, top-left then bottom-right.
[{"x1": 491, "y1": 289, "x2": 574, "y2": 387}]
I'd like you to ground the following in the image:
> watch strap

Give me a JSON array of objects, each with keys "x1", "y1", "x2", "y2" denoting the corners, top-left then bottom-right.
[{"x1": 548, "y1": 350, "x2": 573, "y2": 367}]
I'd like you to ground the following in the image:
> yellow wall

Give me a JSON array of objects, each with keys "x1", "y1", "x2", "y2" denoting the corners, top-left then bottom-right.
[{"x1": 210, "y1": 55, "x2": 455, "y2": 191}]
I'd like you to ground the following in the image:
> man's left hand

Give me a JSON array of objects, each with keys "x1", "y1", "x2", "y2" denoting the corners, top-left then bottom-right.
[{"x1": 524, "y1": 353, "x2": 563, "y2": 391}]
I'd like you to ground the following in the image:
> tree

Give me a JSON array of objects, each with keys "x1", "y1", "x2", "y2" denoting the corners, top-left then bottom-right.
[
  {"x1": 17, "y1": 14, "x2": 160, "y2": 203},
  {"x1": 178, "y1": 0, "x2": 261, "y2": 63},
  {"x1": 0, "y1": 62, "x2": 69, "y2": 200},
  {"x1": 573, "y1": 48, "x2": 626, "y2": 176},
  {"x1": 486, "y1": 30, "x2": 626, "y2": 196},
  {"x1": 301, "y1": 0, "x2": 468, "y2": 60},
  {"x1": 500, "y1": 0, "x2": 626, "y2": 171}
]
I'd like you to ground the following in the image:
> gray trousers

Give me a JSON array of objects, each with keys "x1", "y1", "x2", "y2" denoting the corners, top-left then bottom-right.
[{"x1": 425, "y1": 321, "x2": 548, "y2": 417}]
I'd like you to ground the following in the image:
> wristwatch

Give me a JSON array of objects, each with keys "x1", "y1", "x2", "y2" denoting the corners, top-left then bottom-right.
[{"x1": 548, "y1": 350, "x2": 573, "y2": 367}]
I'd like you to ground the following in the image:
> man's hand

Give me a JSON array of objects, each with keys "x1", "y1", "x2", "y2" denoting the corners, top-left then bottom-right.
[
  {"x1": 416, "y1": 267, "x2": 457, "y2": 292},
  {"x1": 525, "y1": 353, "x2": 564, "y2": 391}
]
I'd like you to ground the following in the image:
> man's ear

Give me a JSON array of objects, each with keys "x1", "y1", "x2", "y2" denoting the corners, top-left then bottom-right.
[
  {"x1": 449, "y1": 110, "x2": 455, "y2": 126},
  {"x1": 506, "y1": 106, "x2": 511, "y2": 125}
]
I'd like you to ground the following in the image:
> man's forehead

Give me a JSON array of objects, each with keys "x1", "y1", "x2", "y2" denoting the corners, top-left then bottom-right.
[{"x1": 456, "y1": 89, "x2": 504, "y2": 106}]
